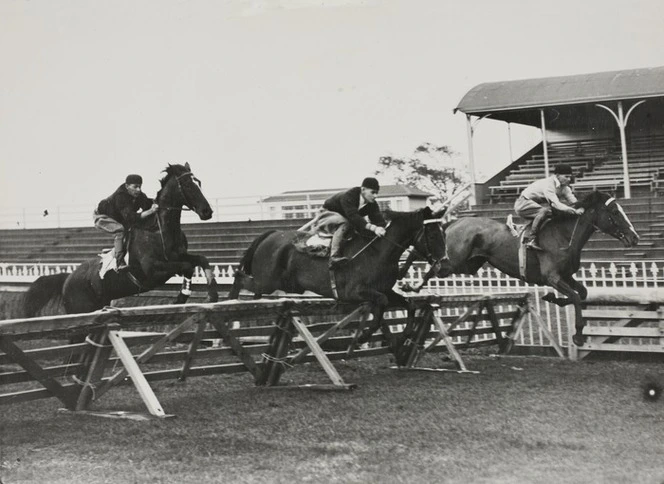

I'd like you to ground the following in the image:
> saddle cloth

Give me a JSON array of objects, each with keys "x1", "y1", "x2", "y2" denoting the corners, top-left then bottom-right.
[
  {"x1": 505, "y1": 214, "x2": 531, "y2": 280},
  {"x1": 98, "y1": 249, "x2": 129, "y2": 279}
]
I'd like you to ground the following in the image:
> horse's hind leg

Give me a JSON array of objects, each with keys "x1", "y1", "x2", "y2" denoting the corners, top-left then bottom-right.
[
  {"x1": 227, "y1": 270, "x2": 259, "y2": 300},
  {"x1": 548, "y1": 276, "x2": 585, "y2": 346}
]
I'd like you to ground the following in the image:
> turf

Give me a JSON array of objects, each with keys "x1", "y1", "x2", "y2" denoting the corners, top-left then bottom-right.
[{"x1": 1, "y1": 355, "x2": 663, "y2": 483}]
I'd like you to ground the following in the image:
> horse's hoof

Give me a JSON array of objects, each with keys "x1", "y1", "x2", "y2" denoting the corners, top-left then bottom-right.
[
  {"x1": 542, "y1": 293, "x2": 556, "y2": 303},
  {"x1": 572, "y1": 334, "x2": 585, "y2": 346},
  {"x1": 206, "y1": 293, "x2": 219, "y2": 303}
]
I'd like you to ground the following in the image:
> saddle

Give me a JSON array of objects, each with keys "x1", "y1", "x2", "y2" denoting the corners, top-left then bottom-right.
[{"x1": 292, "y1": 231, "x2": 333, "y2": 258}]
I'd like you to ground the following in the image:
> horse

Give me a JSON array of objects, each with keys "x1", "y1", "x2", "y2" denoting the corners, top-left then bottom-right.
[
  {"x1": 400, "y1": 191, "x2": 640, "y2": 346},
  {"x1": 228, "y1": 206, "x2": 447, "y2": 353},
  {"x1": 23, "y1": 163, "x2": 219, "y2": 317}
]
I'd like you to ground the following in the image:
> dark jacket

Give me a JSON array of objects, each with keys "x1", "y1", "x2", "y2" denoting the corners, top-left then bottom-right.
[
  {"x1": 323, "y1": 186, "x2": 386, "y2": 232},
  {"x1": 96, "y1": 184, "x2": 153, "y2": 228}
]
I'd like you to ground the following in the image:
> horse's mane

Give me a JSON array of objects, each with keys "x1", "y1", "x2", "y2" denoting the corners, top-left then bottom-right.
[
  {"x1": 155, "y1": 164, "x2": 188, "y2": 200},
  {"x1": 575, "y1": 190, "x2": 611, "y2": 209},
  {"x1": 383, "y1": 207, "x2": 432, "y2": 222}
]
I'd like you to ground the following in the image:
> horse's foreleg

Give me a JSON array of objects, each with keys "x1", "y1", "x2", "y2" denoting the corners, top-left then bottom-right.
[
  {"x1": 180, "y1": 254, "x2": 218, "y2": 303},
  {"x1": 548, "y1": 277, "x2": 585, "y2": 346},
  {"x1": 148, "y1": 261, "x2": 195, "y2": 304},
  {"x1": 542, "y1": 276, "x2": 588, "y2": 307}
]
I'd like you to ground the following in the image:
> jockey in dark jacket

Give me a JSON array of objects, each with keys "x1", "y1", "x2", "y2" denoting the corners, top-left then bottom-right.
[
  {"x1": 322, "y1": 177, "x2": 387, "y2": 268},
  {"x1": 93, "y1": 174, "x2": 158, "y2": 270}
]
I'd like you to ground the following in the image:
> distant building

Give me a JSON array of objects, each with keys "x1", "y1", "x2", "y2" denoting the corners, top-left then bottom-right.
[{"x1": 262, "y1": 185, "x2": 433, "y2": 220}]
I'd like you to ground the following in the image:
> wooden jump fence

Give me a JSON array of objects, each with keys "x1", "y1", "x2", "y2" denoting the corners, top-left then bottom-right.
[{"x1": 0, "y1": 293, "x2": 553, "y2": 419}]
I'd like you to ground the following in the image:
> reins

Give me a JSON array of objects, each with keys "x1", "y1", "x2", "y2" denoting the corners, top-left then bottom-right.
[{"x1": 154, "y1": 170, "x2": 201, "y2": 259}]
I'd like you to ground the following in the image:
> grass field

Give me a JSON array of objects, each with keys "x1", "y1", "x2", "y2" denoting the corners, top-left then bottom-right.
[{"x1": 1, "y1": 354, "x2": 663, "y2": 484}]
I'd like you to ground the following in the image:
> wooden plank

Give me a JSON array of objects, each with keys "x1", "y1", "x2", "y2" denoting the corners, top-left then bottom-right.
[
  {"x1": 76, "y1": 326, "x2": 116, "y2": 411},
  {"x1": 0, "y1": 363, "x2": 84, "y2": 385},
  {"x1": 583, "y1": 309, "x2": 660, "y2": 320},
  {"x1": 527, "y1": 307, "x2": 566, "y2": 358},
  {"x1": 584, "y1": 326, "x2": 663, "y2": 337},
  {"x1": 290, "y1": 316, "x2": 348, "y2": 387},
  {"x1": 0, "y1": 383, "x2": 79, "y2": 406},
  {"x1": 179, "y1": 320, "x2": 207, "y2": 381},
  {"x1": 290, "y1": 306, "x2": 366, "y2": 364},
  {"x1": 210, "y1": 319, "x2": 262, "y2": 380},
  {"x1": 94, "y1": 312, "x2": 206, "y2": 399},
  {"x1": 107, "y1": 330, "x2": 167, "y2": 417},
  {"x1": 0, "y1": 335, "x2": 78, "y2": 409},
  {"x1": 580, "y1": 343, "x2": 664, "y2": 353},
  {"x1": 0, "y1": 342, "x2": 88, "y2": 366}
]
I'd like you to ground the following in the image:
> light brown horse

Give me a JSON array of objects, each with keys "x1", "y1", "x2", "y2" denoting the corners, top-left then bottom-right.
[{"x1": 402, "y1": 191, "x2": 639, "y2": 346}]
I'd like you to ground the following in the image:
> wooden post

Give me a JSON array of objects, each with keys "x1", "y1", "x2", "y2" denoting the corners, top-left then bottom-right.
[
  {"x1": 179, "y1": 320, "x2": 207, "y2": 381},
  {"x1": 75, "y1": 325, "x2": 116, "y2": 411}
]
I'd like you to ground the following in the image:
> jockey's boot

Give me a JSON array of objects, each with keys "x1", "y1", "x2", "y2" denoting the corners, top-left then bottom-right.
[
  {"x1": 526, "y1": 207, "x2": 550, "y2": 251},
  {"x1": 113, "y1": 233, "x2": 128, "y2": 271},
  {"x1": 328, "y1": 224, "x2": 350, "y2": 268}
]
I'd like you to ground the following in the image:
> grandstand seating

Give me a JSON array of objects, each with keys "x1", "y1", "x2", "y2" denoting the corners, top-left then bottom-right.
[
  {"x1": 489, "y1": 135, "x2": 664, "y2": 202},
  {"x1": 0, "y1": 219, "x2": 303, "y2": 266},
  {"x1": 1, "y1": 135, "x2": 663, "y2": 266}
]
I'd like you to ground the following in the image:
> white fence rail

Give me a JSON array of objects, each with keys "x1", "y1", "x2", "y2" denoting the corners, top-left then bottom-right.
[{"x1": 2, "y1": 259, "x2": 663, "y2": 349}]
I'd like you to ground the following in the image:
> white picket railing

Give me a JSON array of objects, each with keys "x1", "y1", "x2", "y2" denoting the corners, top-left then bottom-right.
[{"x1": 2, "y1": 259, "x2": 663, "y2": 349}]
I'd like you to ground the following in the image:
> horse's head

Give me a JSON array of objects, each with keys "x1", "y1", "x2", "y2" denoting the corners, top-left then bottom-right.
[
  {"x1": 581, "y1": 191, "x2": 639, "y2": 247},
  {"x1": 159, "y1": 163, "x2": 213, "y2": 220},
  {"x1": 411, "y1": 206, "x2": 447, "y2": 265}
]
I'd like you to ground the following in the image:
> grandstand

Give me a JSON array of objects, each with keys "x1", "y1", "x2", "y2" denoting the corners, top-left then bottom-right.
[
  {"x1": 455, "y1": 66, "x2": 664, "y2": 260},
  {"x1": 1, "y1": 66, "x2": 664, "y2": 266}
]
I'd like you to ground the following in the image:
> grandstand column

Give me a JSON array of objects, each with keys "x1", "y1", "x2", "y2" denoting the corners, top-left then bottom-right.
[
  {"x1": 465, "y1": 114, "x2": 491, "y2": 205},
  {"x1": 540, "y1": 109, "x2": 550, "y2": 176},
  {"x1": 465, "y1": 115, "x2": 476, "y2": 205},
  {"x1": 507, "y1": 123, "x2": 513, "y2": 161},
  {"x1": 595, "y1": 100, "x2": 646, "y2": 199}
]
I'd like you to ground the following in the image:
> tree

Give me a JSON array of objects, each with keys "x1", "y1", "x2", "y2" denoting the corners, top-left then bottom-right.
[{"x1": 375, "y1": 142, "x2": 468, "y2": 205}]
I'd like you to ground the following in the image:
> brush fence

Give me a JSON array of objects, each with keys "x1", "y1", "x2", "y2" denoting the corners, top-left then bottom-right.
[{"x1": 0, "y1": 294, "x2": 537, "y2": 417}]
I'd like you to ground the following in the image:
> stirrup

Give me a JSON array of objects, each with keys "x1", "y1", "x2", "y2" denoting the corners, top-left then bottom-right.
[{"x1": 525, "y1": 240, "x2": 543, "y2": 251}]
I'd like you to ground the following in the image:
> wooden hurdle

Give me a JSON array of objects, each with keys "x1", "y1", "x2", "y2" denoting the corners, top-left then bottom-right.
[
  {"x1": 0, "y1": 293, "x2": 560, "y2": 418},
  {"x1": 576, "y1": 288, "x2": 664, "y2": 360}
]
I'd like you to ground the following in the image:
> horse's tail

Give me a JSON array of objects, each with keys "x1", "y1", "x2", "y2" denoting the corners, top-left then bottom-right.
[
  {"x1": 238, "y1": 230, "x2": 277, "y2": 276},
  {"x1": 22, "y1": 273, "x2": 69, "y2": 317}
]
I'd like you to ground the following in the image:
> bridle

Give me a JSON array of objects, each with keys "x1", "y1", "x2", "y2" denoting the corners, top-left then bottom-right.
[
  {"x1": 564, "y1": 196, "x2": 629, "y2": 249},
  {"x1": 159, "y1": 171, "x2": 202, "y2": 212},
  {"x1": 155, "y1": 171, "x2": 203, "y2": 259}
]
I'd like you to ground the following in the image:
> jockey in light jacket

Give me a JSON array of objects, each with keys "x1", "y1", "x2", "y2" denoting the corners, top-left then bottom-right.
[{"x1": 514, "y1": 163, "x2": 584, "y2": 250}]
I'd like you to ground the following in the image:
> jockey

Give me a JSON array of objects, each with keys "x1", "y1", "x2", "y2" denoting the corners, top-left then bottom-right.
[
  {"x1": 93, "y1": 174, "x2": 159, "y2": 270},
  {"x1": 514, "y1": 163, "x2": 584, "y2": 251},
  {"x1": 323, "y1": 177, "x2": 387, "y2": 268}
]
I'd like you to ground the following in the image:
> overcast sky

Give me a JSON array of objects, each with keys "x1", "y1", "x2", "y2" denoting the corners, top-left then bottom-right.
[{"x1": 1, "y1": 0, "x2": 663, "y2": 213}]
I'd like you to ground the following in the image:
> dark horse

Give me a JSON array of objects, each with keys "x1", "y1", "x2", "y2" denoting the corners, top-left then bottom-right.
[
  {"x1": 402, "y1": 191, "x2": 639, "y2": 346},
  {"x1": 23, "y1": 163, "x2": 219, "y2": 316},
  {"x1": 228, "y1": 207, "x2": 446, "y2": 350}
]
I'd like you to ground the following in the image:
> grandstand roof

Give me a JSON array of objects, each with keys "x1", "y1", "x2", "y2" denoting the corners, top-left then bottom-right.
[{"x1": 455, "y1": 66, "x2": 664, "y2": 125}]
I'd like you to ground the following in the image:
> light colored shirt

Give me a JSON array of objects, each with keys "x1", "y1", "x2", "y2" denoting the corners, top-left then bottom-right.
[{"x1": 520, "y1": 175, "x2": 578, "y2": 214}]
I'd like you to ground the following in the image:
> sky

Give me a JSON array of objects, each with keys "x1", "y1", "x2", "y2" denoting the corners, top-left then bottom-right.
[{"x1": 1, "y1": 0, "x2": 664, "y2": 214}]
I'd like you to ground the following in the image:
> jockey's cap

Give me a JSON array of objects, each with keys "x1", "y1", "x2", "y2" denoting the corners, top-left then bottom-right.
[
  {"x1": 361, "y1": 177, "x2": 380, "y2": 191},
  {"x1": 125, "y1": 174, "x2": 143, "y2": 185},
  {"x1": 554, "y1": 164, "x2": 573, "y2": 175}
]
